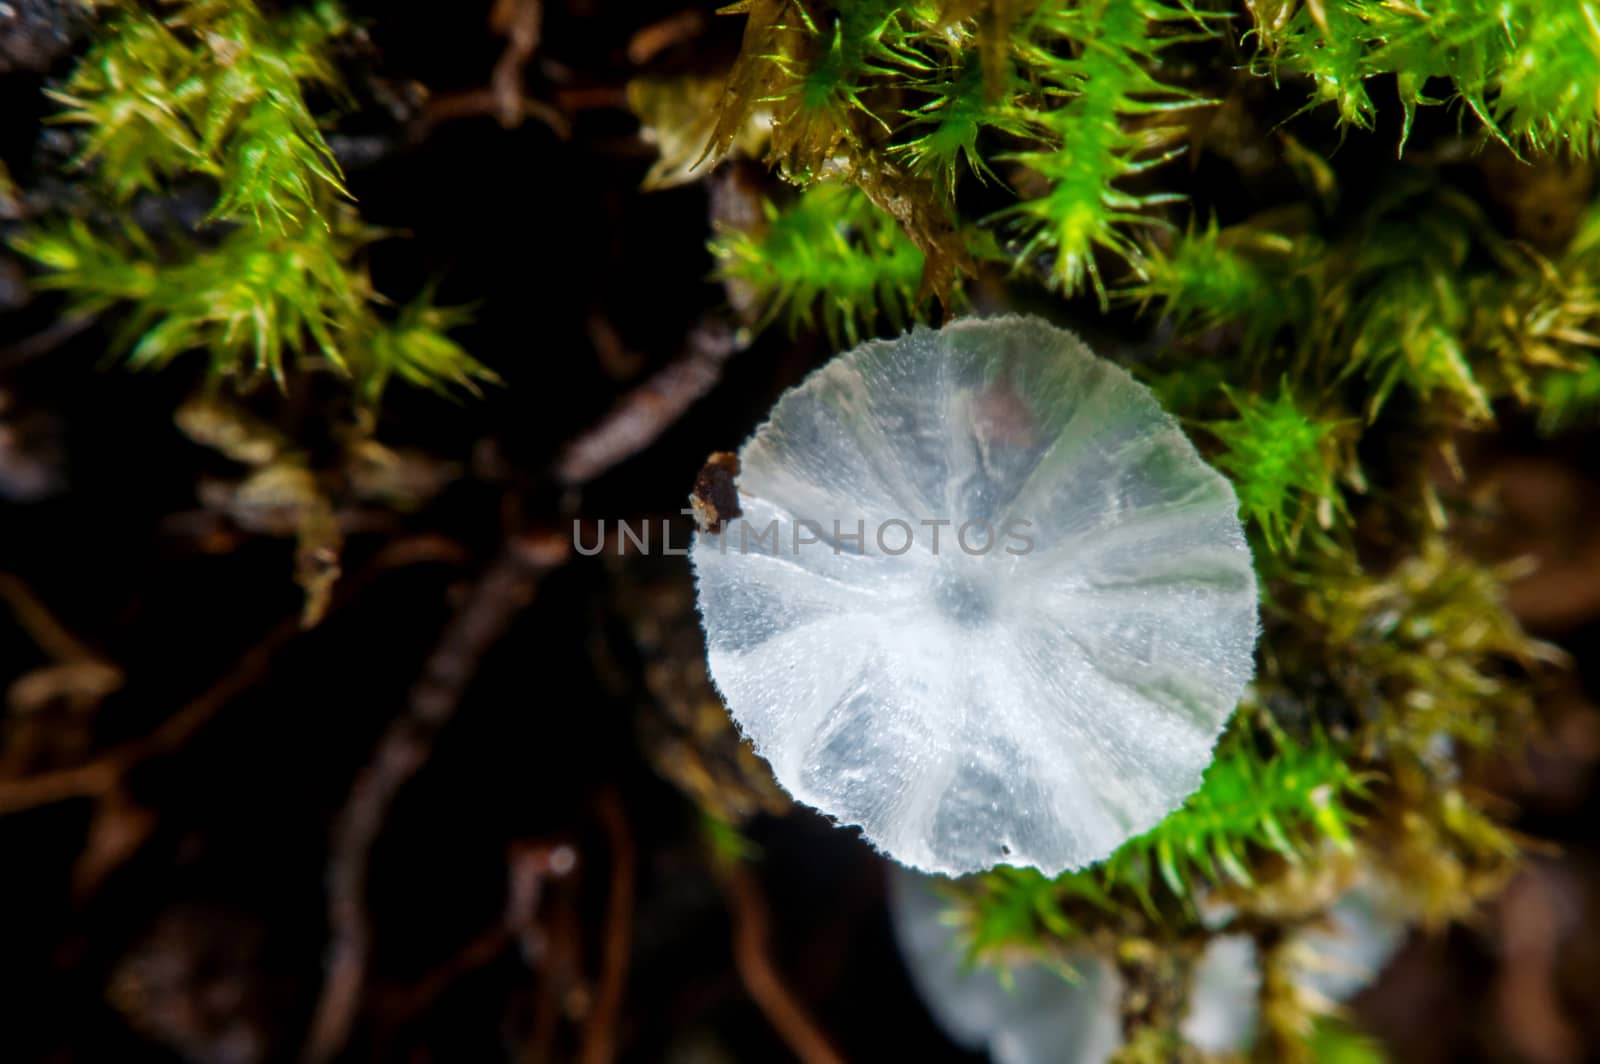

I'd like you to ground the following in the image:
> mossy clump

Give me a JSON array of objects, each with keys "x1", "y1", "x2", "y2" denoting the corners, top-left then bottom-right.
[{"x1": 13, "y1": 0, "x2": 492, "y2": 407}]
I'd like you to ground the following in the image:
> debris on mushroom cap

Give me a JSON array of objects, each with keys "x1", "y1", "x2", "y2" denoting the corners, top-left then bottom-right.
[
  {"x1": 690, "y1": 450, "x2": 742, "y2": 535},
  {"x1": 690, "y1": 316, "x2": 1260, "y2": 877}
]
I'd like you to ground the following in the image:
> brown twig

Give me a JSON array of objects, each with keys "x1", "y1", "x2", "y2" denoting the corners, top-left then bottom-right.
[
  {"x1": 0, "y1": 620, "x2": 296, "y2": 814},
  {"x1": 379, "y1": 841, "x2": 577, "y2": 1025},
  {"x1": 722, "y1": 865, "x2": 845, "y2": 1064},
  {"x1": 0, "y1": 535, "x2": 468, "y2": 816},
  {"x1": 490, "y1": 0, "x2": 545, "y2": 126},
  {"x1": 587, "y1": 313, "x2": 646, "y2": 381},
  {"x1": 626, "y1": 10, "x2": 708, "y2": 66},
  {"x1": 302, "y1": 529, "x2": 571, "y2": 1064},
  {"x1": 514, "y1": 840, "x2": 580, "y2": 1064},
  {"x1": 578, "y1": 790, "x2": 634, "y2": 1064},
  {"x1": 0, "y1": 755, "x2": 121, "y2": 813},
  {"x1": 414, "y1": 0, "x2": 569, "y2": 139},
  {"x1": 509, "y1": 840, "x2": 579, "y2": 963},
  {"x1": 0, "y1": 570, "x2": 124, "y2": 716},
  {"x1": 421, "y1": 87, "x2": 571, "y2": 139},
  {"x1": 0, "y1": 313, "x2": 100, "y2": 371},
  {"x1": 70, "y1": 784, "x2": 158, "y2": 901},
  {"x1": 0, "y1": 572, "x2": 107, "y2": 664},
  {"x1": 527, "y1": 867, "x2": 584, "y2": 1064},
  {"x1": 555, "y1": 315, "x2": 742, "y2": 486}
]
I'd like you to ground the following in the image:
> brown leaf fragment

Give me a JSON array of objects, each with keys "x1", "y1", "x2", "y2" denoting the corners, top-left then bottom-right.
[
  {"x1": 691, "y1": 451, "x2": 742, "y2": 534},
  {"x1": 699, "y1": 0, "x2": 810, "y2": 171}
]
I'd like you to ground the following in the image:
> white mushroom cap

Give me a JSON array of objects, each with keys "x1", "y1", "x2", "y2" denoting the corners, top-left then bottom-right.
[
  {"x1": 692, "y1": 316, "x2": 1259, "y2": 876},
  {"x1": 887, "y1": 866, "x2": 1124, "y2": 1064}
]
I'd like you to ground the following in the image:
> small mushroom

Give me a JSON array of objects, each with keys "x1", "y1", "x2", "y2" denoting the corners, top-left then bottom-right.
[
  {"x1": 889, "y1": 867, "x2": 1406, "y2": 1062},
  {"x1": 691, "y1": 316, "x2": 1259, "y2": 876},
  {"x1": 889, "y1": 867, "x2": 1123, "y2": 1064}
]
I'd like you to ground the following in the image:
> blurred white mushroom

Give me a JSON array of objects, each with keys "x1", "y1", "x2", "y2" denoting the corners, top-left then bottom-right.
[
  {"x1": 890, "y1": 867, "x2": 1407, "y2": 1062},
  {"x1": 1180, "y1": 883, "x2": 1408, "y2": 1050},
  {"x1": 1182, "y1": 934, "x2": 1261, "y2": 1055},
  {"x1": 888, "y1": 868, "x2": 1124, "y2": 1064},
  {"x1": 1292, "y1": 882, "x2": 1408, "y2": 1004},
  {"x1": 692, "y1": 317, "x2": 1259, "y2": 875}
]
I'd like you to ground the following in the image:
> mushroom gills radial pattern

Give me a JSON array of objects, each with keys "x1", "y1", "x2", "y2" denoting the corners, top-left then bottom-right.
[{"x1": 691, "y1": 316, "x2": 1259, "y2": 876}]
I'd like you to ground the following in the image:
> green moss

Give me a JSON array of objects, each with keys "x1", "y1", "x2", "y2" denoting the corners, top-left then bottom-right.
[
  {"x1": 1207, "y1": 383, "x2": 1349, "y2": 554},
  {"x1": 1308, "y1": 1017, "x2": 1389, "y2": 1064},
  {"x1": 14, "y1": 0, "x2": 487, "y2": 408},
  {"x1": 994, "y1": 0, "x2": 1209, "y2": 302},
  {"x1": 48, "y1": 0, "x2": 350, "y2": 228},
  {"x1": 15, "y1": 207, "x2": 494, "y2": 401},
  {"x1": 894, "y1": 47, "x2": 1028, "y2": 200},
  {"x1": 709, "y1": 180, "x2": 927, "y2": 345},
  {"x1": 957, "y1": 718, "x2": 1370, "y2": 959},
  {"x1": 1252, "y1": 0, "x2": 1600, "y2": 155},
  {"x1": 701, "y1": 0, "x2": 1215, "y2": 303}
]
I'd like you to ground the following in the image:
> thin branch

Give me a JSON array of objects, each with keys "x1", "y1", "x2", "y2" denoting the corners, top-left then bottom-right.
[
  {"x1": 722, "y1": 865, "x2": 845, "y2": 1064},
  {"x1": 0, "y1": 571, "x2": 108, "y2": 664},
  {"x1": 413, "y1": 0, "x2": 569, "y2": 139},
  {"x1": 379, "y1": 841, "x2": 578, "y2": 1025},
  {"x1": 0, "y1": 536, "x2": 468, "y2": 816},
  {"x1": 555, "y1": 315, "x2": 742, "y2": 486},
  {"x1": 2, "y1": 568, "x2": 125, "y2": 747},
  {"x1": 0, "y1": 313, "x2": 99, "y2": 371},
  {"x1": 302, "y1": 529, "x2": 571, "y2": 1064},
  {"x1": 626, "y1": 10, "x2": 708, "y2": 66},
  {"x1": 0, "y1": 621, "x2": 296, "y2": 814},
  {"x1": 578, "y1": 789, "x2": 634, "y2": 1064},
  {"x1": 421, "y1": 88, "x2": 571, "y2": 139},
  {"x1": 490, "y1": 0, "x2": 545, "y2": 127}
]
